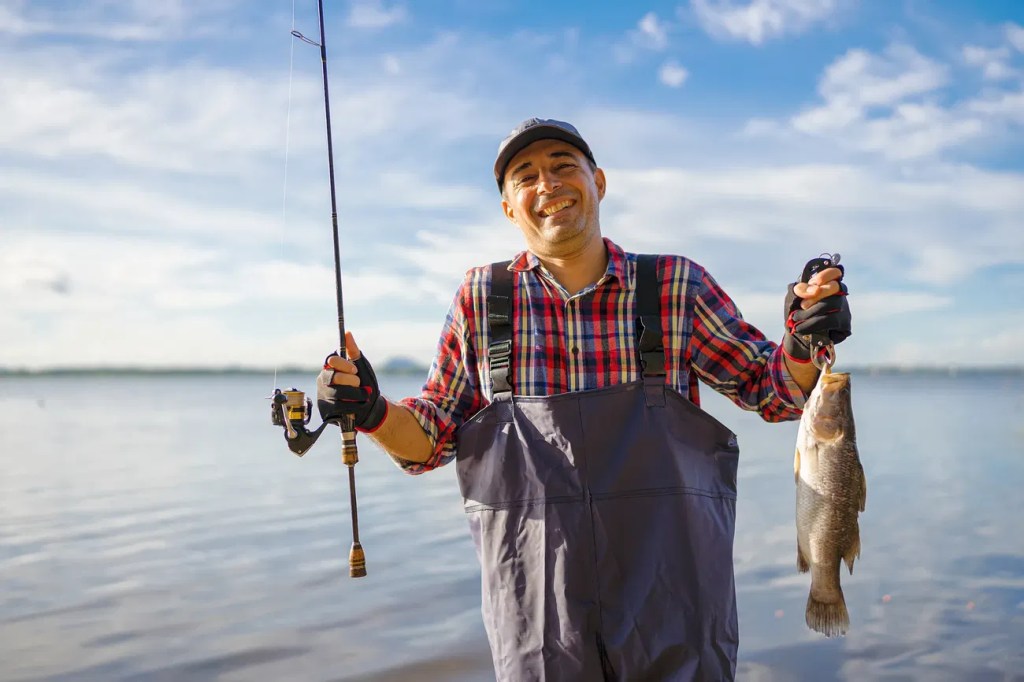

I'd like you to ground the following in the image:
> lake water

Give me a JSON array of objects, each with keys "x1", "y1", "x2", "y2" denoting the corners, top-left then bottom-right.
[{"x1": 2, "y1": 371, "x2": 1022, "y2": 681}]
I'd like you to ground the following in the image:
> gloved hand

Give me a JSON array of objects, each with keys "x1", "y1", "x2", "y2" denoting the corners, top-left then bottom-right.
[
  {"x1": 782, "y1": 259, "x2": 852, "y2": 363},
  {"x1": 316, "y1": 337, "x2": 388, "y2": 432}
]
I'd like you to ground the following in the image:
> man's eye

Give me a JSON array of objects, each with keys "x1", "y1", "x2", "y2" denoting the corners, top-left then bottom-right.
[
  {"x1": 517, "y1": 175, "x2": 537, "y2": 185},
  {"x1": 556, "y1": 163, "x2": 575, "y2": 171}
]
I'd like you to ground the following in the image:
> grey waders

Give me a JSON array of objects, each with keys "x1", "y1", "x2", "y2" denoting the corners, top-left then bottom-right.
[{"x1": 455, "y1": 256, "x2": 741, "y2": 681}]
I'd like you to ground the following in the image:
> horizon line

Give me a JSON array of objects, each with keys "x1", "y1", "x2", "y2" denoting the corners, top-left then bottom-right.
[{"x1": 2, "y1": 364, "x2": 1022, "y2": 376}]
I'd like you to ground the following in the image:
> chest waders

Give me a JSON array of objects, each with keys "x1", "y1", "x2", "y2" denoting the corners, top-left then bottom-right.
[{"x1": 455, "y1": 256, "x2": 741, "y2": 682}]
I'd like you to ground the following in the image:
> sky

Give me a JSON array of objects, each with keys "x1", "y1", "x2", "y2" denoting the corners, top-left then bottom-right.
[{"x1": 2, "y1": 0, "x2": 1023, "y2": 370}]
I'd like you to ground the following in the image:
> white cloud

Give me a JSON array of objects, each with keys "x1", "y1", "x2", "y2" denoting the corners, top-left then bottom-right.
[
  {"x1": 638, "y1": 12, "x2": 669, "y2": 50},
  {"x1": 813, "y1": 44, "x2": 948, "y2": 113},
  {"x1": 784, "y1": 44, "x2": 1012, "y2": 159},
  {"x1": 347, "y1": 0, "x2": 407, "y2": 29},
  {"x1": 690, "y1": 0, "x2": 839, "y2": 45},
  {"x1": 856, "y1": 103, "x2": 986, "y2": 159},
  {"x1": 382, "y1": 54, "x2": 402, "y2": 75},
  {"x1": 2, "y1": 3, "x2": 1022, "y2": 371},
  {"x1": 0, "y1": 170, "x2": 283, "y2": 240},
  {"x1": 967, "y1": 90, "x2": 1024, "y2": 122},
  {"x1": 601, "y1": 162, "x2": 1024, "y2": 287},
  {"x1": 659, "y1": 60, "x2": 690, "y2": 88},
  {"x1": 962, "y1": 45, "x2": 1016, "y2": 81},
  {"x1": 0, "y1": 53, "x2": 323, "y2": 174},
  {"x1": 0, "y1": 0, "x2": 230, "y2": 41},
  {"x1": 724, "y1": 289, "x2": 952, "y2": 341},
  {"x1": 615, "y1": 11, "x2": 673, "y2": 63},
  {"x1": 1006, "y1": 22, "x2": 1024, "y2": 52}
]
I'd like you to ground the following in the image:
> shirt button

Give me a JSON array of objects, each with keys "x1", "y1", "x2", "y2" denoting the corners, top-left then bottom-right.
[{"x1": 571, "y1": 346, "x2": 579, "y2": 354}]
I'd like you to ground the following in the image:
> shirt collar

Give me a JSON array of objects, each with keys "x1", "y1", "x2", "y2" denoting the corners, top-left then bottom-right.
[{"x1": 509, "y1": 237, "x2": 628, "y2": 287}]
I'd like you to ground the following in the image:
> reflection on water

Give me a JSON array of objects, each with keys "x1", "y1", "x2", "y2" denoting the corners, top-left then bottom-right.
[{"x1": 1, "y1": 372, "x2": 1022, "y2": 681}]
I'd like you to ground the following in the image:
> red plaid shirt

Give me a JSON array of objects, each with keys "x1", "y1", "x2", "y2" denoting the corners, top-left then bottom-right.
[{"x1": 397, "y1": 238, "x2": 803, "y2": 473}]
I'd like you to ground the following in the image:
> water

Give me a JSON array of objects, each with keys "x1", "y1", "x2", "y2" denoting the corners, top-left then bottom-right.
[{"x1": 1, "y1": 371, "x2": 1022, "y2": 681}]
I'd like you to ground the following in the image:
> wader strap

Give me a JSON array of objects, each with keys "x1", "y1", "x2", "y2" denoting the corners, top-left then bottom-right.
[
  {"x1": 636, "y1": 254, "x2": 666, "y2": 377},
  {"x1": 488, "y1": 261, "x2": 514, "y2": 397},
  {"x1": 636, "y1": 254, "x2": 666, "y2": 407}
]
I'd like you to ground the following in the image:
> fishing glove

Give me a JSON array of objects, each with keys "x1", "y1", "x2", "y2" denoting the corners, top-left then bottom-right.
[
  {"x1": 316, "y1": 352, "x2": 388, "y2": 433},
  {"x1": 783, "y1": 265, "x2": 852, "y2": 363}
]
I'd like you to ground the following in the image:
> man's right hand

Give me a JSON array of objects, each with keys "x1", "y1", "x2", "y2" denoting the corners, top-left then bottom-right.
[{"x1": 316, "y1": 332, "x2": 388, "y2": 433}]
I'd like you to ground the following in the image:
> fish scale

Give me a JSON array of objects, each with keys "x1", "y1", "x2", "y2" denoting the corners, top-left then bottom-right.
[{"x1": 794, "y1": 369, "x2": 867, "y2": 637}]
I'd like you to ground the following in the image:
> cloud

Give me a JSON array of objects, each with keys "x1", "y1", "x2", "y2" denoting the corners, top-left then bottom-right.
[
  {"x1": 2, "y1": 2, "x2": 1022, "y2": 371},
  {"x1": 600, "y1": 162, "x2": 1024, "y2": 287},
  {"x1": 967, "y1": 90, "x2": 1024, "y2": 122},
  {"x1": 779, "y1": 44, "x2": 1022, "y2": 159},
  {"x1": 1007, "y1": 22, "x2": 1024, "y2": 52},
  {"x1": 962, "y1": 45, "x2": 1016, "y2": 81},
  {"x1": 722, "y1": 289, "x2": 953, "y2": 343},
  {"x1": 0, "y1": 0, "x2": 231, "y2": 41},
  {"x1": 615, "y1": 11, "x2": 673, "y2": 64},
  {"x1": 347, "y1": 0, "x2": 407, "y2": 29},
  {"x1": 796, "y1": 45, "x2": 948, "y2": 127},
  {"x1": 638, "y1": 12, "x2": 669, "y2": 50},
  {"x1": 659, "y1": 60, "x2": 690, "y2": 88},
  {"x1": 690, "y1": 0, "x2": 839, "y2": 45},
  {"x1": 0, "y1": 50, "x2": 324, "y2": 174}
]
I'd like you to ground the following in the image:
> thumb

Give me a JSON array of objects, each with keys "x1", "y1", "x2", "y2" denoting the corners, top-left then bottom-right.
[{"x1": 344, "y1": 331, "x2": 362, "y2": 361}]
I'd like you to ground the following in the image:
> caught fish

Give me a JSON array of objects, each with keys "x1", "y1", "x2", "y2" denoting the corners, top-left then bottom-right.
[{"x1": 795, "y1": 370, "x2": 866, "y2": 637}]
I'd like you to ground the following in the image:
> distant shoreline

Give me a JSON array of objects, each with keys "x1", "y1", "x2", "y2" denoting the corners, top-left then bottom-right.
[{"x1": 1, "y1": 365, "x2": 1020, "y2": 377}]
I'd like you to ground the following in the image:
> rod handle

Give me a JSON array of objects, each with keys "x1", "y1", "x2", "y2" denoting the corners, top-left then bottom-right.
[{"x1": 349, "y1": 541, "x2": 367, "y2": 578}]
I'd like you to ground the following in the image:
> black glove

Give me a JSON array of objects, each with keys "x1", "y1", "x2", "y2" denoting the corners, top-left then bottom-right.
[
  {"x1": 316, "y1": 352, "x2": 388, "y2": 432},
  {"x1": 783, "y1": 264, "x2": 852, "y2": 363}
]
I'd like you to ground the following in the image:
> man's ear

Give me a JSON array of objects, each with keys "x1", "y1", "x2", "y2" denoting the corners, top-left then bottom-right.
[
  {"x1": 502, "y1": 197, "x2": 516, "y2": 223},
  {"x1": 594, "y1": 168, "x2": 607, "y2": 200}
]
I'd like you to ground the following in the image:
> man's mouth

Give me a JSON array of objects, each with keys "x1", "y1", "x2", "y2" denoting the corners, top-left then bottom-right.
[{"x1": 539, "y1": 199, "x2": 575, "y2": 217}]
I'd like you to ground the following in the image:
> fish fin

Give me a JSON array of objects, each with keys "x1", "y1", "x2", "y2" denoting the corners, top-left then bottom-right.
[
  {"x1": 794, "y1": 447, "x2": 801, "y2": 483},
  {"x1": 797, "y1": 544, "x2": 810, "y2": 573},
  {"x1": 843, "y1": 529, "x2": 861, "y2": 575},
  {"x1": 857, "y1": 462, "x2": 867, "y2": 512},
  {"x1": 805, "y1": 590, "x2": 850, "y2": 638}
]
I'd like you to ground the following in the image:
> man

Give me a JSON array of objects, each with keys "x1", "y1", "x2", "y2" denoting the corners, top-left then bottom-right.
[{"x1": 317, "y1": 118, "x2": 850, "y2": 681}]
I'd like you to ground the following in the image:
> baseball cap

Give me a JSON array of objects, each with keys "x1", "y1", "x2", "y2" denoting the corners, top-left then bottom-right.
[{"x1": 493, "y1": 118, "x2": 596, "y2": 190}]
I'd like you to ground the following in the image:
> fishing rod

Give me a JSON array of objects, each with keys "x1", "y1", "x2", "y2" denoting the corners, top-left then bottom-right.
[{"x1": 270, "y1": 0, "x2": 366, "y2": 579}]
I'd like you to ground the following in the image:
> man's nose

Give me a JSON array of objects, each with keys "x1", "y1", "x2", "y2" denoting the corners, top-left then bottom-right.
[{"x1": 536, "y1": 169, "x2": 561, "y2": 193}]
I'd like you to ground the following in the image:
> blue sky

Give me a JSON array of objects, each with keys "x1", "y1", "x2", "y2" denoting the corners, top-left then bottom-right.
[{"x1": 2, "y1": 0, "x2": 1023, "y2": 369}]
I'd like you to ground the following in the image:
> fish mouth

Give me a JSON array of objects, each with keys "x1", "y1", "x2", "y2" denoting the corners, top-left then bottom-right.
[{"x1": 820, "y1": 372, "x2": 849, "y2": 392}]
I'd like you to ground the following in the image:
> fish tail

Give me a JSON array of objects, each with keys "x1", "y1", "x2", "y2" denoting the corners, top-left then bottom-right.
[{"x1": 805, "y1": 588, "x2": 850, "y2": 637}]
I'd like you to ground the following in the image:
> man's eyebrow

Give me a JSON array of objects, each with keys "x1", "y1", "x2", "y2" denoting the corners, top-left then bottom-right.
[
  {"x1": 510, "y1": 150, "x2": 580, "y2": 178},
  {"x1": 510, "y1": 160, "x2": 533, "y2": 177}
]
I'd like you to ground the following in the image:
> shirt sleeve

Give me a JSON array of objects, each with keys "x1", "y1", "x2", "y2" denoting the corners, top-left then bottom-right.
[
  {"x1": 688, "y1": 268, "x2": 805, "y2": 422},
  {"x1": 394, "y1": 270, "x2": 487, "y2": 474}
]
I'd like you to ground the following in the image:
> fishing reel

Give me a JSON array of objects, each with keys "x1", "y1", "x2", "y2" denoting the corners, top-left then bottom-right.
[{"x1": 270, "y1": 388, "x2": 328, "y2": 456}]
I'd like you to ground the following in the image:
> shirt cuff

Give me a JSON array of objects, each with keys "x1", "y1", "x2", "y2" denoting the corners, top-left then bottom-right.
[
  {"x1": 773, "y1": 346, "x2": 807, "y2": 411},
  {"x1": 392, "y1": 397, "x2": 457, "y2": 474}
]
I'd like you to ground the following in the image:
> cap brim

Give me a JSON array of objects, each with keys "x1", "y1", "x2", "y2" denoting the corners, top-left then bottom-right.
[{"x1": 494, "y1": 126, "x2": 594, "y2": 189}]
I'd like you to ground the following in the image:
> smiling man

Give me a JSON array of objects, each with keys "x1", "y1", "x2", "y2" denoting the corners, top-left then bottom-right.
[{"x1": 317, "y1": 118, "x2": 852, "y2": 681}]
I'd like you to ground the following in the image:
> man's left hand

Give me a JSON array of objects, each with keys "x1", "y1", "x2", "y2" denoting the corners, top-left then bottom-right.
[{"x1": 782, "y1": 266, "x2": 852, "y2": 363}]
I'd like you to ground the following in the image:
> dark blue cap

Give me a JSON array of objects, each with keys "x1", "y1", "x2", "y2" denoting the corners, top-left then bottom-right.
[{"x1": 494, "y1": 118, "x2": 596, "y2": 190}]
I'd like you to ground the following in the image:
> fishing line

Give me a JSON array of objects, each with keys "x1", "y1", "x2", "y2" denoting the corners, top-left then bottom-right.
[
  {"x1": 272, "y1": 0, "x2": 299, "y2": 395},
  {"x1": 268, "y1": 0, "x2": 368, "y2": 579}
]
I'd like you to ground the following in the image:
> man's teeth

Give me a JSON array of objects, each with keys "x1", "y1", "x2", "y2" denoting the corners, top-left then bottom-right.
[{"x1": 541, "y1": 200, "x2": 573, "y2": 216}]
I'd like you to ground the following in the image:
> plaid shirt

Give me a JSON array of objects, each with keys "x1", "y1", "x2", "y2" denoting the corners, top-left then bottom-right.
[{"x1": 397, "y1": 238, "x2": 804, "y2": 473}]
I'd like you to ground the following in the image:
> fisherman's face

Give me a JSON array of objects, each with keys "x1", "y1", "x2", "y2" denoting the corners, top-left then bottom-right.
[{"x1": 501, "y1": 139, "x2": 606, "y2": 257}]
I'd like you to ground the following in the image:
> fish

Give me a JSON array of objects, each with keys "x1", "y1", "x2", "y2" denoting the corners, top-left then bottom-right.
[{"x1": 794, "y1": 370, "x2": 866, "y2": 637}]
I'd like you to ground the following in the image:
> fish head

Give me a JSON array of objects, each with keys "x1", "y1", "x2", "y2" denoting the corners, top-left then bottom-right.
[{"x1": 807, "y1": 372, "x2": 853, "y2": 442}]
